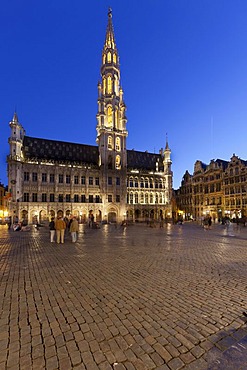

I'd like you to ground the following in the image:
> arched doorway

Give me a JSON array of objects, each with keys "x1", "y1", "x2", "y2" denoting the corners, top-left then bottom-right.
[
  {"x1": 108, "y1": 212, "x2": 116, "y2": 223},
  {"x1": 21, "y1": 210, "x2": 28, "y2": 225},
  {"x1": 135, "y1": 209, "x2": 141, "y2": 222},
  {"x1": 96, "y1": 210, "x2": 102, "y2": 223},
  {"x1": 39, "y1": 210, "x2": 47, "y2": 223}
]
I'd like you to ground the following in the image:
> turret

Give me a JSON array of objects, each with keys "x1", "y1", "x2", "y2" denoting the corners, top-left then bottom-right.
[
  {"x1": 163, "y1": 136, "x2": 172, "y2": 174},
  {"x1": 8, "y1": 112, "x2": 25, "y2": 160}
]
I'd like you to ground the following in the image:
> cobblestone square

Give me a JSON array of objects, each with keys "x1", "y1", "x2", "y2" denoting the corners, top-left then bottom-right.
[{"x1": 1, "y1": 222, "x2": 247, "y2": 369}]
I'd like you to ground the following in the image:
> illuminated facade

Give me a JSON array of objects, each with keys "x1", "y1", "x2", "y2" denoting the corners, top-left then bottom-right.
[
  {"x1": 0, "y1": 183, "x2": 8, "y2": 223},
  {"x1": 176, "y1": 154, "x2": 247, "y2": 221},
  {"x1": 7, "y1": 9, "x2": 173, "y2": 224}
]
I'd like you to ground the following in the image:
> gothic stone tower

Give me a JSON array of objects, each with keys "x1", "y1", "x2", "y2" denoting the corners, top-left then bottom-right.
[{"x1": 96, "y1": 9, "x2": 128, "y2": 221}]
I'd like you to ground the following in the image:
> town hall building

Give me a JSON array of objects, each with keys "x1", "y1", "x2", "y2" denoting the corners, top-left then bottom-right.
[{"x1": 7, "y1": 9, "x2": 173, "y2": 225}]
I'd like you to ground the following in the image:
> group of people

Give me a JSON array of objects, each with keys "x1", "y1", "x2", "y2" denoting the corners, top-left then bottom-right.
[{"x1": 49, "y1": 216, "x2": 79, "y2": 243}]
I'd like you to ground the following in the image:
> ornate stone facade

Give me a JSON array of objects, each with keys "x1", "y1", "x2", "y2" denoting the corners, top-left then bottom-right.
[
  {"x1": 7, "y1": 10, "x2": 173, "y2": 225},
  {"x1": 175, "y1": 154, "x2": 247, "y2": 221}
]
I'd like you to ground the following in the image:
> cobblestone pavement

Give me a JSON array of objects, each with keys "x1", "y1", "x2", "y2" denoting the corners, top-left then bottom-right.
[{"x1": 1, "y1": 222, "x2": 247, "y2": 370}]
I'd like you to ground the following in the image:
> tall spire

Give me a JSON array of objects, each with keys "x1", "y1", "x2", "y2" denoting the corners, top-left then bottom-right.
[
  {"x1": 104, "y1": 8, "x2": 117, "y2": 52},
  {"x1": 97, "y1": 8, "x2": 127, "y2": 134},
  {"x1": 96, "y1": 8, "x2": 128, "y2": 171},
  {"x1": 165, "y1": 133, "x2": 170, "y2": 150}
]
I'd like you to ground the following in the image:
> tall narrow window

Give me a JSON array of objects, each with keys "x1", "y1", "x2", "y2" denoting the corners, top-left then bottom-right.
[
  {"x1": 145, "y1": 193, "x2": 149, "y2": 204},
  {"x1": 23, "y1": 193, "x2": 29, "y2": 202},
  {"x1": 24, "y1": 172, "x2": 29, "y2": 181},
  {"x1": 130, "y1": 193, "x2": 133, "y2": 204},
  {"x1": 32, "y1": 173, "x2": 37, "y2": 182},
  {"x1": 113, "y1": 54, "x2": 117, "y2": 63},
  {"x1": 107, "y1": 76, "x2": 112, "y2": 94},
  {"x1": 135, "y1": 193, "x2": 138, "y2": 204},
  {"x1": 107, "y1": 52, "x2": 111, "y2": 62},
  {"x1": 116, "y1": 155, "x2": 121, "y2": 169},
  {"x1": 116, "y1": 137, "x2": 120, "y2": 151},
  {"x1": 108, "y1": 136, "x2": 113, "y2": 150},
  {"x1": 107, "y1": 106, "x2": 113, "y2": 125},
  {"x1": 42, "y1": 173, "x2": 47, "y2": 183}
]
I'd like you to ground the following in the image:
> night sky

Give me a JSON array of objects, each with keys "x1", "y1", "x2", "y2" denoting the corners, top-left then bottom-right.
[{"x1": 1, "y1": 0, "x2": 247, "y2": 188}]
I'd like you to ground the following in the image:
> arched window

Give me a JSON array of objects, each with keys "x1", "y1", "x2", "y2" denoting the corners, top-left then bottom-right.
[
  {"x1": 135, "y1": 193, "x2": 138, "y2": 204},
  {"x1": 113, "y1": 54, "x2": 117, "y2": 63},
  {"x1": 140, "y1": 193, "x2": 144, "y2": 203},
  {"x1": 159, "y1": 194, "x2": 163, "y2": 203},
  {"x1": 135, "y1": 177, "x2": 138, "y2": 187},
  {"x1": 155, "y1": 193, "x2": 159, "y2": 204},
  {"x1": 103, "y1": 54, "x2": 106, "y2": 64},
  {"x1": 129, "y1": 177, "x2": 133, "y2": 187},
  {"x1": 159, "y1": 179, "x2": 163, "y2": 189},
  {"x1": 116, "y1": 155, "x2": 121, "y2": 169},
  {"x1": 107, "y1": 52, "x2": 111, "y2": 63},
  {"x1": 115, "y1": 109, "x2": 119, "y2": 126},
  {"x1": 103, "y1": 77, "x2": 106, "y2": 94},
  {"x1": 108, "y1": 136, "x2": 113, "y2": 150},
  {"x1": 130, "y1": 193, "x2": 133, "y2": 204},
  {"x1": 107, "y1": 76, "x2": 112, "y2": 94},
  {"x1": 114, "y1": 77, "x2": 119, "y2": 96},
  {"x1": 145, "y1": 193, "x2": 149, "y2": 204},
  {"x1": 150, "y1": 193, "x2": 153, "y2": 203},
  {"x1": 107, "y1": 106, "x2": 113, "y2": 125},
  {"x1": 145, "y1": 178, "x2": 149, "y2": 188},
  {"x1": 140, "y1": 178, "x2": 144, "y2": 188},
  {"x1": 116, "y1": 137, "x2": 121, "y2": 151}
]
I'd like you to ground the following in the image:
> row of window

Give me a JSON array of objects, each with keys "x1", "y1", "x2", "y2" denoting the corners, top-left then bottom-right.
[
  {"x1": 23, "y1": 193, "x2": 121, "y2": 203},
  {"x1": 225, "y1": 186, "x2": 247, "y2": 194},
  {"x1": 127, "y1": 192, "x2": 167, "y2": 204},
  {"x1": 24, "y1": 172, "x2": 121, "y2": 186},
  {"x1": 22, "y1": 192, "x2": 168, "y2": 205},
  {"x1": 194, "y1": 171, "x2": 246, "y2": 183},
  {"x1": 225, "y1": 198, "x2": 247, "y2": 206},
  {"x1": 225, "y1": 177, "x2": 246, "y2": 184},
  {"x1": 128, "y1": 178, "x2": 165, "y2": 189}
]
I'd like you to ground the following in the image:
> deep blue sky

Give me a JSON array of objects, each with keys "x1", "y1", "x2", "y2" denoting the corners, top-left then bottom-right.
[{"x1": 1, "y1": 0, "x2": 247, "y2": 189}]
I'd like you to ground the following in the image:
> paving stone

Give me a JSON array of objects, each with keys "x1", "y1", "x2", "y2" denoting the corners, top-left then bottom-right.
[{"x1": 2, "y1": 224, "x2": 247, "y2": 369}]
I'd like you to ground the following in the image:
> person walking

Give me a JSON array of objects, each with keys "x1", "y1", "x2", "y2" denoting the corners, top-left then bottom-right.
[
  {"x1": 49, "y1": 217, "x2": 56, "y2": 242},
  {"x1": 69, "y1": 217, "x2": 79, "y2": 242},
  {"x1": 55, "y1": 216, "x2": 66, "y2": 244}
]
